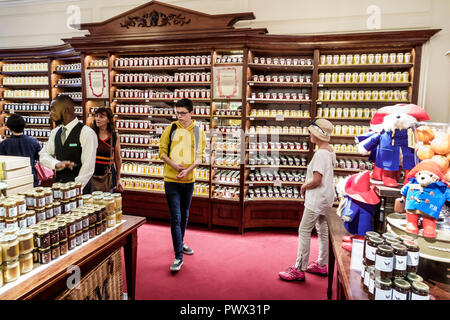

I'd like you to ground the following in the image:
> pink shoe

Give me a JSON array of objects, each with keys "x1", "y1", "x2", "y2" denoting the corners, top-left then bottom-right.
[
  {"x1": 306, "y1": 261, "x2": 328, "y2": 277},
  {"x1": 278, "y1": 266, "x2": 305, "y2": 281}
]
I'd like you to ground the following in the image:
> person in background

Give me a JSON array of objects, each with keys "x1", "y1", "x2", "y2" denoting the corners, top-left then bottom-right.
[
  {"x1": 279, "y1": 119, "x2": 336, "y2": 282},
  {"x1": 0, "y1": 114, "x2": 41, "y2": 186},
  {"x1": 91, "y1": 107, "x2": 123, "y2": 192},
  {"x1": 39, "y1": 95, "x2": 98, "y2": 193},
  {"x1": 159, "y1": 98, "x2": 206, "y2": 272}
]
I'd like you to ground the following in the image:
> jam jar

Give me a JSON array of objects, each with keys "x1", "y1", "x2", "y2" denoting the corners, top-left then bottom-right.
[
  {"x1": 404, "y1": 240, "x2": 420, "y2": 273},
  {"x1": 82, "y1": 227, "x2": 89, "y2": 243},
  {"x1": 15, "y1": 197, "x2": 26, "y2": 215},
  {"x1": 368, "y1": 266, "x2": 376, "y2": 300},
  {"x1": 0, "y1": 217, "x2": 5, "y2": 231},
  {"x1": 392, "y1": 278, "x2": 411, "y2": 300},
  {"x1": 89, "y1": 225, "x2": 95, "y2": 239},
  {"x1": 82, "y1": 194, "x2": 93, "y2": 205},
  {"x1": 410, "y1": 281, "x2": 430, "y2": 300},
  {"x1": 17, "y1": 213, "x2": 27, "y2": 229},
  {"x1": 0, "y1": 201, "x2": 5, "y2": 218},
  {"x1": 62, "y1": 201, "x2": 71, "y2": 214},
  {"x1": 5, "y1": 217, "x2": 18, "y2": 229},
  {"x1": 365, "y1": 236, "x2": 383, "y2": 266},
  {"x1": 51, "y1": 244, "x2": 60, "y2": 260},
  {"x1": 95, "y1": 222, "x2": 102, "y2": 236},
  {"x1": 406, "y1": 273, "x2": 423, "y2": 285},
  {"x1": 375, "y1": 244, "x2": 394, "y2": 279},
  {"x1": 374, "y1": 276, "x2": 392, "y2": 300},
  {"x1": 26, "y1": 210, "x2": 36, "y2": 227},
  {"x1": 53, "y1": 202, "x2": 61, "y2": 216},
  {"x1": 52, "y1": 183, "x2": 62, "y2": 200},
  {"x1": 59, "y1": 239, "x2": 68, "y2": 255},
  {"x1": 382, "y1": 232, "x2": 399, "y2": 243},
  {"x1": 4, "y1": 200, "x2": 18, "y2": 219},
  {"x1": 19, "y1": 252, "x2": 34, "y2": 274},
  {"x1": 61, "y1": 184, "x2": 71, "y2": 201},
  {"x1": 75, "y1": 183, "x2": 82, "y2": 197},
  {"x1": 25, "y1": 191, "x2": 36, "y2": 208},
  {"x1": 112, "y1": 193, "x2": 122, "y2": 211},
  {"x1": 81, "y1": 212, "x2": 89, "y2": 229},
  {"x1": 57, "y1": 221, "x2": 68, "y2": 241},
  {"x1": 3, "y1": 258, "x2": 20, "y2": 283},
  {"x1": 77, "y1": 196, "x2": 83, "y2": 208},
  {"x1": 88, "y1": 209, "x2": 97, "y2": 226},
  {"x1": 49, "y1": 223, "x2": 60, "y2": 246},
  {"x1": 45, "y1": 204, "x2": 54, "y2": 219},
  {"x1": 44, "y1": 189, "x2": 53, "y2": 206},
  {"x1": 116, "y1": 210, "x2": 123, "y2": 224},
  {"x1": 68, "y1": 235, "x2": 76, "y2": 251},
  {"x1": 75, "y1": 231, "x2": 82, "y2": 246},
  {"x1": 93, "y1": 195, "x2": 104, "y2": 206},
  {"x1": 17, "y1": 228, "x2": 34, "y2": 254},
  {"x1": 36, "y1": 227, "x2": 51, "y2": 249},
  {"x1": 39, "y1": 247, "x2": 51, "y2": 264},
  {"x1": 35, "y1": 192, "x2": 46, "y2": 209},
  {"x1": 399, "y1": 234, "x2": 415, "y2": 243},
  {"x1": 1, "y1": 235, "x2": 19, "y2": 262},
  {"x1": 70, "y1": 197, "x2": 77, "y2": 210},
  {"x1": 101, "y1": 217, "x2": 107, "y2": 233},
  {"x1": 35, "y1": 208, "x2": 46, "y2": 223},
  {"x1": 392, "y1": 243, "x2": 408, "y2": 278},
  {"x1": 66, "y1": 217, "x2": 77, "y2": 236}
]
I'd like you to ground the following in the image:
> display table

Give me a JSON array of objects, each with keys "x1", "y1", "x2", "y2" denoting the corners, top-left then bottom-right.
[
  {"x1": 0, "y1": 215, "x2": 146, "y2": 300},
  {"x1": 326, "y1": 209, "x2": 450, "y2": 300}
]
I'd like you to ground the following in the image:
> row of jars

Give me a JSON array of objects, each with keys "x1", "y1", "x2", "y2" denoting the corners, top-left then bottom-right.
[
  {"x1": 214, "y1": 126, "x2": 241, "y2": 134},
  {"x1": 214, "y1": 140, "x2": 241, "y2": 152},
  {"x1": 249, "y1": 141, "x2": 309, "y2": 151},
  {"x1": 213, "y1": 170, "x2": 240, "y2": 184},
  {"x1": 361, "y1": 231, "x2": 427, "y2": 300},
  {"x1": 122, "y1": 177, "x2": 209, "y2": 196},
  {"x1": 122, "y1": 162, "x2": 163, "y2": 177},
  {"x1": 19, "y1": 128, "x2": 51, "y2": 138},
  {"x1": 114, "y1": 89, "x2": 211, "y2": 100},
  {"x1": 319, "y1": 52, "x2": 411, "y2": 65},
  {"x1": 57, "y1": 92, "x2": 81, "y2": 100},
  {"x1": 2, "y1": 103, "x2": 49, "y2": 112},
  {"x1": 213, "y1": 156, "x2": 240, "y2": 167},
  {"x1": 4, "y1": 115, "x2": 50, "y2": 125},
  {"x1": 248, "y1": 126, "x2": 309, "y2": 135},
  {"x1": 3, "y1": 90, "x2": 49, "y2": 99},
  {"x1": 335, "y1": 159, "x2": 374, "y2": 171},
  {"x1": 2, "y1": 77, "x2": 48, "y2": 85},
  {"x1": 317, "y1": 107, "x2": 377, "y2": 119},
  {"x1": 120, "y1": 134, "x2": 155, "y2": 145},
  {"x1": 215, "y1": 55, "x2": 243, "y2": 64},
  {"x1": 214, "y1": 108, "x2": 241, "y2": 116},
  {"x1": 114, "y1": 72, "x2": 211, "y2": 83},
  {"x1": 325, "y1": 143, "x2": 359, "y2": 154},
  {"x1": 333, "y1": 125, "x2": 370, "y2": 136},
  {"x1": 247, "y1": 186, "x2": 300, "y2": 200},
  {"x1": 213, "y1": 186, "x2": 239, "y2": 200},
  {"x1": 250, "y1": 91, "x2": 311, "y2": 101},
  {"x1": 114, "y1": 55, "x2": 212, "y2": 67},
  {"x1": 250, "y1": 74, "x2": 312, "y2": 83},
  {"x1": 318, "y1": 89, "x2": 409, "y2": 101},
  {"x1": 2, "y1": 63, "x2": 48, "y2": 72},
  {"x1": 120, "y1": 148, "x2": 158, "y2": 161},
  {"x1": 252, "y1": 57, "x2": 313, "y2": 66},
  {"x1": 116, "y1": 119, "x2": 169, "y2": 131},
  {"x1": 249, "y1": 109, "x2": 311, "y2": 118},
  {"x1": 319, "y1": 71, "x2": 409, "y2": 84},
  {"x1": 57, "y1": 78, "x2": 81, "y2": 85},
  {"x1": 249, "y1": 155, "x2": 307, "y2": 167},
  {"x1": 55, "y1": 63, "x2": 81, "y2": 71},
  {"x1": 89, "y1": 60, "x2": 108, "y2": 67},
  {"x1": 249, "y1": 170, "x2": 306, "y2": 183}
]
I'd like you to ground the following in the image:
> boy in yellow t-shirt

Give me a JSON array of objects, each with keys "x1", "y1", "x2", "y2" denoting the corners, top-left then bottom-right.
[{"x1": 158, "y1": 98, "x2": 206, "y2": 272}]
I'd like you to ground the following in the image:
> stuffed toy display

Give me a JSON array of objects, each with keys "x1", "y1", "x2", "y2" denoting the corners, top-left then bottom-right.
[
  {"x1": 358, "y1": 104, "x2": 430, "y2": 187},
  {"x1": 400, "y1": 160, "x2": 450, "y2": 238},
  {"x1": 338, "y1": 171, "x2": 381, "y2": 251}
]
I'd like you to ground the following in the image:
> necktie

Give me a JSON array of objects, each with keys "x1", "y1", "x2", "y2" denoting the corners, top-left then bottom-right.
[{"x1": 61, "y1": 127, "x2": 67, "y2": 145}]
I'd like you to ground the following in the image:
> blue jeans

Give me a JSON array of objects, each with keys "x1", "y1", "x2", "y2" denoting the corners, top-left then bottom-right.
[{"x1": 164, "y1": 181, "x2": 195, "y2": 260}]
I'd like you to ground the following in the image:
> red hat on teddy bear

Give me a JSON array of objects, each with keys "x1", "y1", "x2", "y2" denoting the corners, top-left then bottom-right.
[
  {"x1": 370, "y1": 104, "x2": 430, "y2": 128},
  {"x1": 406, "y1": 160, "x2": 445, "y2": 182}
]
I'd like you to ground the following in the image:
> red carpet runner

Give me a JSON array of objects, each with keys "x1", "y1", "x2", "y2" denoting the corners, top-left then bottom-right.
[{"x1": 124, "y1": 221, "x2": 334, "y2": 300}]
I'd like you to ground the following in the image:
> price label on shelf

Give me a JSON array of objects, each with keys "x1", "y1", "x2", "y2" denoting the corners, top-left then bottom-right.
[
  {"x1": 148, "y1": 115, "x2": 152, "y2": 118},
  {"x1": 250, "y1": 167, "x2": 255, "y2": 171},
  {"x1": 276, "y1": 114, "x2": 284, "y2": 121},
  {"x1": 274, "y1": 180, "x2": 282, "y2": 187},
  {"x1": 10, "y1": 110, "x2": 15, "y2": 114},
  {"x1": 249, "y1": 183, "x2": 254, "y2": 187},
  {"x1": 213, "y1": 117, "x2": 218, "y2": 120},
  {"x1": 249, "y1": 100, "x2": 255, "y2": 104},
  {"x1": 318, "y1": 84, "x2": 324, "y2": 87},
  {"x1": 249, "y1": 83, "x2": 254, "y2": 86},
  {"x1": 156, "y1": 128, "x2": 163, "y2": 134},
  {"x1": 249, "y1": 117, "x2": 254, "y2": 120}
]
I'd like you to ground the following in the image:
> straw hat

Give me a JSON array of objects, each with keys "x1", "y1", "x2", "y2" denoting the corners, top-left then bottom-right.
[{"x1": 308, "y1": 119, "x2": 334, "y2": 142}]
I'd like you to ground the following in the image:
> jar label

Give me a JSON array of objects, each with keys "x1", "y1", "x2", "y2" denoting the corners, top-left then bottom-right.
[
  {"x1": 26, "y1": 197, "x2": 36, "y2": 207},
  {"x1": 8, "y1": 207, "x2": 18, "y2": 218},
  {"x1": 407, "y1": 251, "x2": 419, "y2": 267},
  {"x1": 410, "y1": 292, "x2": 429, "y2": 300},
  {"x1": 27, "y1": 216, "x2": 36, "y2": 227},
  {"x1": 394, "y1": 255, "x2": 407, "y2": 271},
  {"x1": 392, "y1": 290, "x2": 407, "y2": 301},
  {"x1": 70, "y1": 224, "x2": 76, "y2": 234},
  {"x1": 19, "y1": 204, "x2": 26, "y2": 214},
  {"x1": 369, "y1": 278, "x2": 375, "y2": 294},
  {"x1": 54, "y1": 206, "x2": 61, "y2": 216},
  {"x1": 363, "y1": 271, "x2": 370, "y2": 287},
  {"x1": 70, "y1": 201, "x2": 76, "y2": 210},
  {"x1": 365, "y1": 243, "x2": 376, "y2": 261},
  {"x1": 37, "y1": 211, "x2": 45, "y2": 222},
  {"x1": 65, "y1": 191, "x2": 71, "y2": 199},
  {"x1": 0, "y1": 207, "x2": 5, "y2": 217},
  {"x1": 375, "y1": 288, "x2": 392, "y2": 300},
  {"x1": 78, "y1": 199, "x2": 83, "y2": 207},
  {"x1": 19, "y1": 219, "x2": 27, "y2": 229},
  {"x1": 65, "y1": 203, "x2": 71, "y2": 212},
  {"x1": 70, "y1": 238, "x2": 76, "y2": 249},
  {"x1": 375, "y1": 254, "x2": 393, "y2": 272},
  {"x1": 38, "y1": 198, "x2": 45, "y2": 207},
  {"x1": 45, "y1": 196, "x2": 53, "y2": 204},
  {"x1": 70, "y1": 189, "x2": 76, "y2": 198},
  {"x1": 53, "y1": 190, "x2": 61, "y2": 199}
]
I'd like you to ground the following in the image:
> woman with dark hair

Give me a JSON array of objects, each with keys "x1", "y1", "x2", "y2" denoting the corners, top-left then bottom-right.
[
  {"x1": 91, "y1": 107, "x2": 123, "y2": 192},
  {"x1": 0, "y1": 114, "x2": 41, "y2": 186}
]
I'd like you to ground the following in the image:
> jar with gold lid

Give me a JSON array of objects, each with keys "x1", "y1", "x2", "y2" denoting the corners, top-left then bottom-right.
[
  {"x1": 57, "y1": 221, "x2": 67, "y2": 241},
  {"x1": 82, "y1": 194, "x2": 93, "y2": 205},
  {"x1": 39, "y1": 247, "x2": 51, "y2": 264},
  {"x1": 35, "y1": 208, "x2": 46, "y2": 223},
  {"x1": 5, "y1": 218, "x2": 18, "y2": 230},
  {"x1": 14, "y1": 197, "x2": 26, "y2": 215},
  {"x1": 48, "y1": 223, "x2": 60, "y2": 246},
  {"x1": 34, "y1": 192, "x2": 46, "y2": 209},
  {"x1": 36, "y1": 227, "x2": 50, "y2": 249},
  {"x1": 81, "y1": 212, "x2": 89, "y2": 229},
  {"x1": 93, "y1": 195, "x2": 104, "y2": 206},
  {"x1": 88, "y1": 225, "x2": 95, "y2": 239},
  {"x1": 52, "y1": 183, "x2": 62, "y2": 200},
  {"x1": 392, "y1": 278, "x2": 411, "y2": 300},
  {"x1": 17, "y1": 228, "x2": 34, "y2": 254},
  {"x1": 0, "y1": 201, "x2": 6, "y2": 218},
  {"x1": 69, "y1": 197, "x2": 77, "y2": 210},
  {"x1": 116, "y1": 210, "x2": 123, "y2": 224},
  {"x1": 75, "y1": 231, "x2": 82, "y2": 246},
  {"x1": 112, "y1": 193, "x2": 122, "y2": 211},
  {"x1": 95, "y1": 222, "x2": 102, "y2": 236},
  {"x1": 43, "y1": 189, "x2": 53, "y2": 206},
  {"x1": 45, "y1": 204, "x2": 54, "y2": 220},
  {"x1": 73, "y1": 214, "x2": 83, "y2": 233},
  {"x1": 19, "y1": 252, "x2": 33, "y2": 274},
  {"x1": 61, "y1": 184, "x2": 71, "y2": 201},
  {"x1": 26, "y1": 210, "x2": 36, "y2": 227},
  {"x1": 53, "y1": 202, "x2": 61, "y2": 216},
  {"x1": 68, "y1": 182, "x2": 77, "y2": 198},
  {"x1": 106, "y1": 214, "x2": 116, "y2": 228},
  {"x1": 92, "y1": 191, "x2": 103, "y2": 197},
  {"x1": 406, "y1": 273, "x2": 423, "y2": 285},
  {"x1": 1, "y1": 235, "x2": 19, "y2": 262},
  {"x1": 68, "y1": 235, "x2": 76, "y2": 250},
  {"x1": 66, "y1": 217, "x2": 77, "y2": 236},
  {"x1": 82, "y1": 227, "x2": 89, "y2": 243},
  {"x1": 62, "y1": 201, "x2": 71, "y2": 214},
  {"x1": 59, "y1": 238, "x2": 68, "y2": 255},
  {"x1": 3, "y1": 258, "x2": 20, "y2": 283},
  {"x1": 4, "y1": 200, "x2": 18, "y2": 219},
  {"x1": 17, "y1": 213, "x2": 27, "y2": 229},
  {"x1": 51, "y1": 243, "x2": 60, "y2": 260},
  {"x1": 410, "y1": 281, "x2": 429, "y2": 300},
  {"x1": 25, "y1": 192, "x2": 36, "y2": 209},
  {"x1": 75, "y1": 183, "x2": 82, "y2": 197},
  {"x1": 374, "y1": 276, "x2": 392, "y2": 300},
  {"x1": 103, "y1": 196, "x2": 115, "y2": 215},
  {"x1": 404, "y1": 240, "x2": 420, "y2": 273}
]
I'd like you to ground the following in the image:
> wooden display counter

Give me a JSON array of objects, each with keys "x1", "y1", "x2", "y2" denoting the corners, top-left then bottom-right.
[
  {"x1": 326, "y1": 209, "x2": 449, "y2": 300},
  {"x1": 0, "y1": 215, "x2": 146, "y2": 300}
]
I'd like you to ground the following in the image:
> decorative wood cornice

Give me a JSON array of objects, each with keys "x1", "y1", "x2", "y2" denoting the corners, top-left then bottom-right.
[{"x1": 0, "y1": 43, "x2": 79, "y2": 59}]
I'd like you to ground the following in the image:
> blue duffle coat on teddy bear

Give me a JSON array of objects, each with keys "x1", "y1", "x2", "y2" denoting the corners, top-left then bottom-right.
[{"x1": 341, "y1": 197, "x2": 377, "y2": 235}]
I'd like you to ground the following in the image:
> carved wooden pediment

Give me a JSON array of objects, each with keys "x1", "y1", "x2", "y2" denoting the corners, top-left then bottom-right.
[{"x1": 76, "y1": 0, "x2": 255, "y2": 36}]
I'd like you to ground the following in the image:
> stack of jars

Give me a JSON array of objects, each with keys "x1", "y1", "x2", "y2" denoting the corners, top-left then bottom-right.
[
  {"x1": 56, "y1": 63, "x2": 81, "y2": 71},
  {"x1": 3, "y1": 89, "x2": 49, "y2": 99},
  {"x1": 3, "y1": 103, "x2": 49, "y2": 112},
  {"x1": 2, "y1": 63, "x2": 48, "y2": 72},
  {"x1": 361, "y1": 231, "x2": 428, "y2": 300}
]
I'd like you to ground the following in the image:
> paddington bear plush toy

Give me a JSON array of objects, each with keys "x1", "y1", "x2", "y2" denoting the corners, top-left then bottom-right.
[
  {"x1": 358, "y1": 104, "x2": 430, "y2": 187},
  {"x1": 401, "y1": 160, "x2": 450, "y2": 238}
]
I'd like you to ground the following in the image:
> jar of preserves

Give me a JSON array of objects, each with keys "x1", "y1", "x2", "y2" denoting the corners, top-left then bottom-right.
[
  {"x1": 374, "y1": 276, "x2": 392, "y2": 300},
  {"x1": 102, "y1": 218, "x2": 106, "y2": 233},
  {"x1": 25, "y1": 191, "x2": 36, "y2": 208},
  {"x1": 82, "y1": 194, "x2": 93, "y2": 205},
  {"x1": 70, "y1": 197, "x2": 77, "y2": 210},
  {"x1": 59, "y1": 239, "x2": 68, "y2": 255},
  {"x1": 53, "y1": 202, "x2": 61, "y2": 216},
  {"x1": 0, "y1": 217, "x2": 5, "y2": 232},
  {"x1": 89, "y1": 225, "x2": 95, "y2": 239},
  {"x1": 406, "y1": 273, "x2": 423, "y2": 285},
  {"x1": 52, "y1": 183, "x2": 62, "y2": 200},
  {"x1": 61, "y1": 184, "x2": 71, "y2": 201},
  {"x1": 39, "y1": 246, "x2": 51, "y2": 264},
  {"x1": 88, "y1": 210, "x2": 97, "y2": 226},
  {"x1": 35, "y1": 192, "x2": 46, "y2": 209},
  {"x1": 363, "y1": 264, "x2": 371, "y2": 292},
  {"x1": 5, "y1": 217, "x2": 18, "y2": 229},
  {"x1": 51, "y1": 244, "x2": 60, "y2": 260},
  {"x1": 392, "y1": 278, "x2": 410, "y2": 300},
  {"x1": 15, "y1": 197, "x2": 26, "y2": 215},
  {"x1": 382, "y1": 232, "x2": 399, "y2": 243},
  {"x1": 404, "y1": 240, "x2": 420, "y2": 273},
  {"x1": 410, "y1": 281, "x2": 429, "y2": 300},
  {"x1": 68, "y1": 235, "x2": 76, "y2": 251},
  {"x1": 95, "y1": 222, "x2": 102, "y2": 236},
  {"x1": 66, "y1": 217, "x2": 77, "y2": 236},
  {"x1": 0, "y1": 201, "x2": 5, "y2": 218},
  {"x1": 44, "y1": 189, "x2": 53, "y2": 205},
  {"x1": 17, "y1": 213, "x2": 27, "y2": 229},
  {"x1": 100, "y1": 205, "x2": 106, "y2": 221},
  {"x1": 364, "y1": 236, "x2": 383, "y2": 266},
  {"x1": 19, "y1": 252, "x2": 33, "y2": 274},
  {"x1": 68, "y1": 182, "x2": 77, "y2": 198},
  {"x1": 75, "y1": 183, "x2": 82, "y2": 197},
  {"x1": 3, "y1": 258, "x2": 20, "y2": 283},
  {"x1": 375, "y1": 244, "x2": 394, "y2": 279},
  {"x1": 82, "y1": 227, "x2": 89, "y2": 242},
  {"x1": 116, "y1": 210, "x2": 123, "y2": 224},
  {"x1": 93, "y1": 195, "x2": 104, "y2": 206},
  {"x1": 81, "y1": 212, "x2": 89, "y2": 229},
  {"x1": 49, "y1": 223, "x2": 60, "y2": 245},
  {"x1": 17, "y1": 228, "x2": 34, "y2": 254},
  {"x1": 92, "y1": 191, "x2": 103, "y2": 197},
  {"x1": 112, "y1": 193, "x2": 122, "y2": 211},
  {"x1": 62, "y1": 200, "x2": 71, "y2": 214},
  {"x1": 36, "y1": 227, "x2": 50, "y2": 249},
  {"x1": 77, "y1": 196, "x2": 83, "y2": 208},
  {"x1": 26, "y1": 210, "x2": 36, "y2": 227},
  {"x1": 1, "y1": 235, "x2": 19, "y2": 262},
  {"x1": 45, "y1": 204, "x2": 54, "y2": 219},
  {"x1": 74, "y1": 214, "x2": 83, "y2": 232},
  {"x1": 35, "y1": 208, "x2": 46, "y2": 223},
  {"x1": 392, "y1": 243, "x2": 408, "y2": 278},
  {"x1": 399, "y1": 234, "x2": 415, "y2": 243},
  {"x1": 385, "y1": 238, "x2": 401, "y2": 246},
  {"x1": 368, "y1": 266, "x2": 376, "y2": 300},
  {"x1": 75, "y1": 231, "x2": 82, "y2": 246},
  {"x1": 106, "y1": 214, "x2": 116, "y2": 228},
  {"x1": 57, "y1": 221, "x2": 68, "y2": 241},
  {"x1": 4, "y1": 200, "x2": 18, "y2": 219}
]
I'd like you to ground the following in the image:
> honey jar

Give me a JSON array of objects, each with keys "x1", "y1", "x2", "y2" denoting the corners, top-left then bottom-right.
[
  {"x1": 15, "y1": 197, "x2": 26, "y2": 215},
  {"x1": 103, "y1": 196, "x2": 115, "y2": 215},
  {"x1": 17, "y1": 228, "x2": 34, "y2": 254},
  {"x1": 45, "y1": 204, "x2": 54, "y2": 220},
  {"x1": 62, "y1": 201, "x2": 71, "y2": 214},
  {"x1": 19, "y1": 253, "x2": 33, "y2": 274},
  {"x1": 3, "y1": 258, "x2": 20, "y2": 283},
  {"x1": 25, "y1": 192, "x2": 36, "y2": 209},
  {"x1": 61, "y1": 185, "x2": 71, "y2": 201},
  {"x1": 116, "y1": 210, "x2": 123, "y2": 224},
  {"x1": 112, "y1": 193, "x2": 122, "y2": 211},
  {"x1": 107, "y1": 214, "x2": 116, "y2": 228},
  {"x1": 82, "y1": 195, "x2": 93, "y2": 205},
  {"x1": 1, "y1": 235, "x2": 19, "y2": 262},
  {"x1": 5, "y1": 218, "x2": 18, "y2": 230}
]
